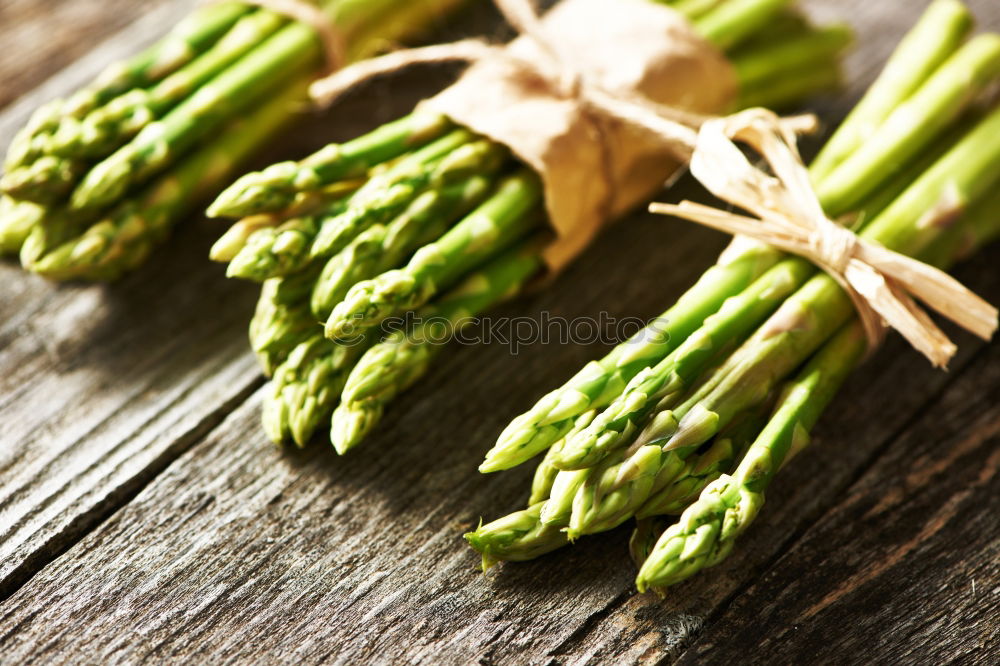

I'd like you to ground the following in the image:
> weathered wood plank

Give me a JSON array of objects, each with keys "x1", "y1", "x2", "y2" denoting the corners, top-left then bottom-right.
[
  {"x1": 0, "y1": 237, "x2": 996, "y2": 665},
  {"x1": 0, "y1": 2, "x2": 469, "y2": 601},
  {"x1": 0, "y1": 0, "x2": 999, "y2": 663},
  {"x1": 0, "y1": 203, "x2": 757, "y2": 661},
  {"x1": 675, "y1": 337, "x2": 1000, "y2": 665}
]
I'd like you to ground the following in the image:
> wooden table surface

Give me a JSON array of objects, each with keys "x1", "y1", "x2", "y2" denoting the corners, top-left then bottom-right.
[{"x1": 1, "y1": 1, "x2": 998, "y2": 663}]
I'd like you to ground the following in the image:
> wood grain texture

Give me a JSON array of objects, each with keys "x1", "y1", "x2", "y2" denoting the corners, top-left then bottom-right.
[
  {"x1": 677, "y1": 336, "x2": 1000, "y2": 665},
  {"x1": 0, "y1": 0, "x2": 999, "y2": 663},
  {"x1": 0, "y1": 0, "x2": 464, "y2": 601},
  {"x1": 4, "y1": 251, "x2": 994, "y2": 665}
]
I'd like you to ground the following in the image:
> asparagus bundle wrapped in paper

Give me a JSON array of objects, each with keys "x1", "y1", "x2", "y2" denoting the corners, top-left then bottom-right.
[
  {"x1": 209, "y1": 0, "x2": 850, "y2": 451},
  {"x1": 467, "y1": 0, "x2": 1000, "y2": 583},
  {"x1": 0, "y1": 0, "x2": 471, "y2": 280}
]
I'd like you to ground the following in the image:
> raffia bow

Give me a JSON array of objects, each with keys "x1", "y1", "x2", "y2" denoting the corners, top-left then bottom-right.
[{"x1": 651, "y1": 108, "x2": 998, "y2": 368}]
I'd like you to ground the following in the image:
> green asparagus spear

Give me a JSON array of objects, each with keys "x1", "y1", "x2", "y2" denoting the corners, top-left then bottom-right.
[
  {"x1": 636, "y1": 407, "x2": 767, "y2": 517},
  {"x1": 45, "y1": 9, "x2": 291, "y2": 161},
  {"x1": 64, "y1": 17, "x2": 328, "y2": 211},
  {"x1": 809, "y1": 0, "x2": 973, "y2": 181},
  {"x1": 262, "y1": 330, "x2": 376, "y2": 446},
  {"x1": 816, "y1": 35, "x2": 1000, "y2": 217},
  {"x1": 208, "y1": 112, "x2": 454, "y2": 218},
  {"x1": 310, "y1": 175, "x2": 494, "y2": 319},
  {"x1": 21, "y1": 79, "x2": 308, "y2": 280},
  {"x1": 0, "y1": 197, "x2": 44, "y2": 254},
  {"x1": 464, "y1": 503, "x2": 570, "y2": 570},
  {"x1": 732, "y1": 24, "x2": 852, "y2": 92},
  {"x1": 552, "y1": 258, "x2": 814, "y2": 471},
  {"x1": 478, "y1": 240, "x2": 783, "y2": 473},
  {"x1": 695, "y1": 0, "x2": 793, "y2": 51},
  {"x1": 324, "y1": 170, "x2": 543, "y2": 342},
  {"x1": 634, "y1": 322, "x2": 865, "y2": 591},
  {"x1": 330, "y1": 236, "x2": 545, "y2": 453},
  {"x1": 3, "y1": 1, "x2": 251, "y2": 171}
]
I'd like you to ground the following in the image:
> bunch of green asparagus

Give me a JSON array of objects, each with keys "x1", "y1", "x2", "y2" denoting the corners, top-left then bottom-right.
[
  {"x1": 207, "y1": 0, "x2": 850, "y2": 454},
  {"x1": 467, "y1": 0, "x2": 1000, "y2": 594},
  {"x1": 0, "y1": 0, "x2": 469, "y2": 281}
]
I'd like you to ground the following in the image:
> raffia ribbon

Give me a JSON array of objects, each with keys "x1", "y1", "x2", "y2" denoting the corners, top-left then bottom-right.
[{"x1": 650, "y1": 108, "x2": 998, "y2": 368}]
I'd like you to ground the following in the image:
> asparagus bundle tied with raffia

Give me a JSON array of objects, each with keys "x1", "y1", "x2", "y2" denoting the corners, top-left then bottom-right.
[
  {"x1": 467, "y1": 0, "x2": 1000, "y2": 591},
  {"x1": 0, "y1": 0, "x2": 471, "y2": 281},
  {"x1": 207, "y1": 0, "x2": 851, "y2": 452}
]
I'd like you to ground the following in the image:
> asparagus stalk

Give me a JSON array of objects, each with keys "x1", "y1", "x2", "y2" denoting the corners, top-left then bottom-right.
[
  {"x1": 529, "y1": 411, "x2": 597, "y2": 506},
  {"x1": 3, "y1": 2, "x2": 251, "y2": 171},
  {"x1": 552, "y1": 259, "x2": 814, "y2": 472},
  {"x1": 636, "y1": 406, "x2": 767, "y2": 517},
  {"x1": 249, "y1": 273, "x2": 326, "y2": 375},
  {"x1": 465, "y1": 502, "x2": 570, "y2": 570},
  {"x1": 809, "y1": 0, "x2": 973, "y2": 181},
  {"x1": 262, "y1": 331, "x2": 376, "y2": 446},
  {"x1": 310, "y1": 175, "x2": 494, "y2": 319},
  {"x1": 208, "y1": 112, "x2": 455, "y2": 218},
  {"x1": 0, "y1": 198, "x2": 44, "y2": 254},
  {"x1": 634, "y1": 322, "x2": 865, "y2": 590},
  {"x1": 43, "y1": 10, "x2": 292, "y2": 162},
  {"x1": 695, "y1": 0, "x2": 793, "y2": 51},
  {"x1": 732, "y1": 25, "x2": 852, "y2": 92},
  {"x1": 816, "y1": 34, "x2": 1000, "y2": 217},
  {"x1": 572, "y1": 99, "x2": 1000, "y2": 537},
  {"x1": 64, "y1": 14, "x2": 337, "y2": 212},
  {"x1": 324, "y1": 170, "x2": 543, "y2": 341},
  {"x1": 478, "y1": 241, "x2": 784, "y2": 473},
  {"x1": 331, "y1": 236, "x2": 545, "y2": 453},
  {"x1": 736, "y1": 62, "x2": 841, "y2": 111},
  {"x1": 27, "y1": 81, "x2": 311, "y2": 281},
  {"x1": 636, "y1": 176, "x2": 1000, "y2": 590}
]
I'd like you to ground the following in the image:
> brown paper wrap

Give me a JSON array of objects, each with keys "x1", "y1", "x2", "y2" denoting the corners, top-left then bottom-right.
[{"x1": 421, "y1": 0, "x2": 737, "y2": 272}]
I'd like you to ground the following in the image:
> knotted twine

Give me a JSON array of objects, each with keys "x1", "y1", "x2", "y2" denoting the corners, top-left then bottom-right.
[
  {"x1": 310, "y1": 0, "x2": 764, "y2": 270},
  {"x1": 650, "y1": 108, "x2": 998, "y2": 368}
]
